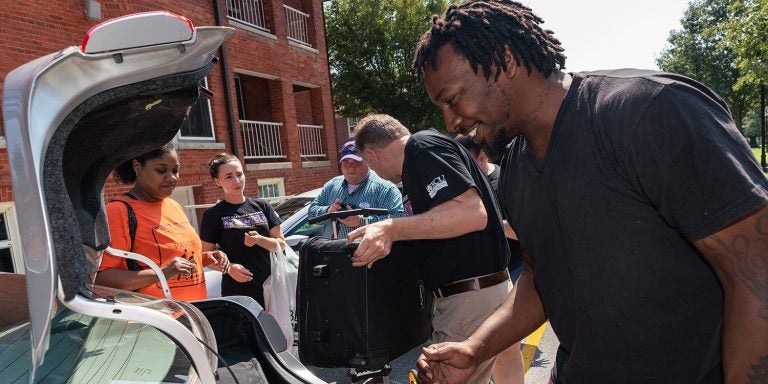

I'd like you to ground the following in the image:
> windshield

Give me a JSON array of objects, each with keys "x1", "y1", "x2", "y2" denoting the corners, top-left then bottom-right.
[
  {"x1": 0, "y1": 275, "x2": 206, "y2": 383},
  {"x1": 274, "y1": 197, "x2": 314, "y2": 221}
]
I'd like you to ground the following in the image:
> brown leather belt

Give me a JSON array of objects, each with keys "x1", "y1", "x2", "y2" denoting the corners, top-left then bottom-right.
[{"x1": 433, "y1": 269, "x2": 510, "y2": 299}]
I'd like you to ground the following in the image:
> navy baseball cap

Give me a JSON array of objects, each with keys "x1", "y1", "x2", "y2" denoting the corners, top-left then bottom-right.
[{"x1": 339, "y1": 141, "x2": 362, "y2": 162}]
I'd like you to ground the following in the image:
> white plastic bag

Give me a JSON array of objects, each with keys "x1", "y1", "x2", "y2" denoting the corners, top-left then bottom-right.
[{"x1": 263, "y1": 241, "x2": 299, "y2": 354}]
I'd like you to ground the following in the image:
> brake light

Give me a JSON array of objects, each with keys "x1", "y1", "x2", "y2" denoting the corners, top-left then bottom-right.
[{"x1": 80, "y1": 11, "x2": 194, "y2": 54}]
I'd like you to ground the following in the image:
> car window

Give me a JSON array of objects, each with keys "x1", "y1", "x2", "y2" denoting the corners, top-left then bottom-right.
[
  {"x1": 290, "y1": 217, "x2": 323, "y2": 238},
  {"x1": 274, "y1": 197, "x2": 313, "y2": 221}
]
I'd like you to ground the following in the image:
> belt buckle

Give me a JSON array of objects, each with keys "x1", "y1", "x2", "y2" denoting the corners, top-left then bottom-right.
[{"x1": 433, "y1": 288, "x2": 444, "y2": 299}]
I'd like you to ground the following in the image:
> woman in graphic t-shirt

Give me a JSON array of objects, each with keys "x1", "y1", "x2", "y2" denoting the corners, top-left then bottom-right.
[{"x1": 199, "y1": 153, "x2": 285, "y2": 307}]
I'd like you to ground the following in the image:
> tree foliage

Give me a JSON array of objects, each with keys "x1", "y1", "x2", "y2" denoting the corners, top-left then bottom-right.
[
  {"x1": 720, "y1": 0, "x2": 768, "y2": 90},
  {"x1": 656, "y1": 0, "x2": 754, "y2": 130},
  {"x1": 324, "y1": 0, "x2": 452, "y2": 132},
  {"x1": 743, "y1": 106, "x2": 762, "y2": 142}
]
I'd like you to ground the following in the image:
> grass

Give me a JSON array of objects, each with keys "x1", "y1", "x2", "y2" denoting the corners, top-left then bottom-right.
[
  {"x1": 751, "y1": 148, "x2": 768, "y2": 174},
  {"x1": 753, "y1": 147, "x2": 764, "y2": 162}
]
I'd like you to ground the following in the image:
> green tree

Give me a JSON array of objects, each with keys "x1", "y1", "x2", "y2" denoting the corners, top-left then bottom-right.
[
  {"x1": 720, "y1": 0, "x2": 768, "y2": 162},
  {"x1": 743, "y1": 107, "x2": 762, "y2": 146},
  {"x1": 720, "y1": 0, "x2": 768, "y2": 91},
  {"x1": 324, "y1": 0, "x2": 452, "y2": 132},
  {"x1": 656, "y1": 0, "x2": 754, "y2": 130}
]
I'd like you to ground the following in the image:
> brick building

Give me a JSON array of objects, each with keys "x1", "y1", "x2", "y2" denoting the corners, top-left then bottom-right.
[{"x1": 0, "y1": 0, "x2": 341, "y2": 273}]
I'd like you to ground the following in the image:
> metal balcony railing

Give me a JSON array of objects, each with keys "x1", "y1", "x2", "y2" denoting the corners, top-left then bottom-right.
[
  {"x1": 240, "y1": 120, "x2": 286, "y2": 159},
  {"x1": 283, "y1": 5, "x2": 310, "y2": 46},
  {"x1": 298, "y1": 124, "x2": 325, "y2": 159},
  {"x1": 227, "y1": 0, "x2": 269, "y2": 32}
]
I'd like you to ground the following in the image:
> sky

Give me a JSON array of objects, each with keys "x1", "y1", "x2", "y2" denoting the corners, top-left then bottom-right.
[{"x1": 522, "y1": 0, "x2": 692, "y2": 72}]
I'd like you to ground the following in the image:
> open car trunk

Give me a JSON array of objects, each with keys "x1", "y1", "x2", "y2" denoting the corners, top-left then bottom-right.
[{"x1": 0, "y1": 11, "x2": 325, "y2": 384}]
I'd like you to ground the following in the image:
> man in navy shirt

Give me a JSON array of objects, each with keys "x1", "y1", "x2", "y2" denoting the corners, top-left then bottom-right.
[{"x1": 349, "y1": 114, "x2": 511, "y2": 384}]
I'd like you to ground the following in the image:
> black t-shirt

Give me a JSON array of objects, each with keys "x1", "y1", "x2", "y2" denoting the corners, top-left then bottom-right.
[
  {"x1": 486, "y1": 164, "x2": 500, "y2": 192},
  {"x1": 402, "y1": 130, "x2": 509, "y2": 290},
  {"x1": 500, "y1": 69, "x2": 768, "y2": 382},
  {"x1": 199, "y1": 198, "x2": 281, "y2": 303},
  {"x1": 487, "y1": 164, "x2": 523, "y2": 273}
]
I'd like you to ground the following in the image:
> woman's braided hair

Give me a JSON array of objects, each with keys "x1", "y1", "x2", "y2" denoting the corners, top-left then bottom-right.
[{"x1": 412, "y1": 0, "x2": 566, "y2": 81}]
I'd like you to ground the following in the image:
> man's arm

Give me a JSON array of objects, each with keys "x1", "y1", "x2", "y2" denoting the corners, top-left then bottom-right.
[
  {"x1": 693, "y1": 203, "x2": 768, "y2": 382},
  {"x1": 307, "y1": 184, "x2": 333, "y2": 219},
  {"x1": 417, "y1": 257, "x2": 547, "y2": 383},
  {"x1": 348, "y1": 188, "x2": 486, "y2": 267}
]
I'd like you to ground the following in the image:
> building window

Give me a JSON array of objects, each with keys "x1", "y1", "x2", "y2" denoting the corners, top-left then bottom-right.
[
  {"x1": 0, "y1": 248, "x2": 13, "y2": 273},
  {"x1": 180, "y1": 78, "x2": 215, "y2": 140},
  {"x1": 258, "y1": 178, "x2": 286, "y2": 204},
  {"x1": 234, "y1": 76, "x2": 245, "y2": 120},
  {"x1": 0, "y1": 205, "x2": 22, "y2": 273},
  {"x1": 227, "y1": 0, "x2": 271, "y2": 33},
  {"x1": 347, "y1": 116, "x2": 360, "y2": 137}
]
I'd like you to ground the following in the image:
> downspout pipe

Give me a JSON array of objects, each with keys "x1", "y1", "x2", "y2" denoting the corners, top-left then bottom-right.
[
  {"x1": 761, "y1": 84, "x2": 766, "y2": 171},
  {"x1": 214, "y1": 0, "x2": 240, "y2": 157}
]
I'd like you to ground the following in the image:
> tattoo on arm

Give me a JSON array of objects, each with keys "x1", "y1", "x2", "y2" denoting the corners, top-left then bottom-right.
[{"x1": 700, "y1": 212, "x2": 768, "y2": 321}]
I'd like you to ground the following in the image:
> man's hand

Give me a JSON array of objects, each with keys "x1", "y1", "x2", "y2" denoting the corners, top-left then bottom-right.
[
  {"x1": 227, "y1": 263, "x2": 253, "y2": 283},
  {"x1": 330, "y1": 199, "x2": 360, "y2": 227},
  {"x1": 416, "y1": 342, "x2": 478, "y2": 384},
  {"x1": 328, "y1": 198, "x2": 344, "y2": 213},
  {"x1": 347, "y1": 219, "x2": 394, "y2": 268}
]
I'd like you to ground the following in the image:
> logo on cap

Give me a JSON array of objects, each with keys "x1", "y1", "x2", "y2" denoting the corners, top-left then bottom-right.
[{"x1": 340, "y1": 141, "x2": 362, "y2": 162}]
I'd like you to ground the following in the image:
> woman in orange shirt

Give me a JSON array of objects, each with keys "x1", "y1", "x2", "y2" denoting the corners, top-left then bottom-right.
[{"x1": 96, "y1": 143, "x2": 229, "y2": 301}]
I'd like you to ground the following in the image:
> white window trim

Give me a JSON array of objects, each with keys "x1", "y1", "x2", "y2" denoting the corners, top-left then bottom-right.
[
  {"x1": 0, "y1": 203, "x2": 24, "y2": 273},
  {"x1": 258, "y1": 177, "x2": 286, "y2": 203},
  {"x1": 347, "y1": 116, "x2": 360, "y2": 138}
]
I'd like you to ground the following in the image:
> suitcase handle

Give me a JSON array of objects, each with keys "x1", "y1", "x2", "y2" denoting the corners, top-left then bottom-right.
[
  {"x1": 345, "y1": 238, "x2": 361, "y2": 253},
  {"x1": 308, "y1": 208, "x2": 389, "y2": 224}
]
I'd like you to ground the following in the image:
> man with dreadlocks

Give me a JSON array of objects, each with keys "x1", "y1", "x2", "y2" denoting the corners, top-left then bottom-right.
[{"x1": 412, "y1": 1, "x2": 768, "y2": 383}]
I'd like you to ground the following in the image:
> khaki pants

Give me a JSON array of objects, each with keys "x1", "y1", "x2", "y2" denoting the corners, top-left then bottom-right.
[{"x1": 432, "y1": 279, "x2": 511, "y2": 384}]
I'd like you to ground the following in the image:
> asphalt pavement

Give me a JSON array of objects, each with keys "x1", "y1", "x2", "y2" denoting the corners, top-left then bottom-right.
[
  {"x1": 307, "y1": 342, "x2": 427, "y2": 384},
  {"x1": 306, "y1": 323, "x2": 559, "y2": 384}
]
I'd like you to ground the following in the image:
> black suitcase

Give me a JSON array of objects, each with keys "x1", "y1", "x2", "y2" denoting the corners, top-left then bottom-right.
[{"x1": 297, "y1": 237, "x2": 432, "y2": 370}]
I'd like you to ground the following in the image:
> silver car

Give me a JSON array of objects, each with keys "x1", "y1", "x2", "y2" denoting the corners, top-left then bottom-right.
[
  {"x1": 0, "y1": 11, "x2": 324, "y2": 384},
  {"x1": 276, "y1": 188, "x2": 322, "y2": 250}
]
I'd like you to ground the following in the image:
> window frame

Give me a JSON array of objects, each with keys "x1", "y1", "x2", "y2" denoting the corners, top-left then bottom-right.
[
  {"x1": 346, "y1": 116, "x2": 360, "y2": 138},
  {"x1": 0, "y1": 203, "x2": 24, "y2": 273},
  {"x1": 178, "y1": 77, "x2": 216, "y2": 141},
  {"x1": 258, "y1": 177, "x2": 286, "y2": 204}
]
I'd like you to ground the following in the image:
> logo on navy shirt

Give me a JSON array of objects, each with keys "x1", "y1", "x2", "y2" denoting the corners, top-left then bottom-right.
[{"x1": 426, "y1": 175, "x2": 448, "y2": 198}]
